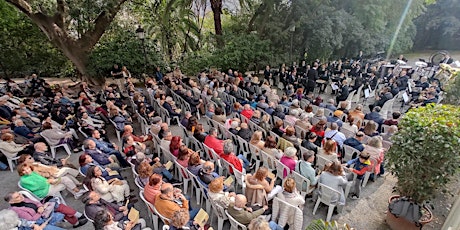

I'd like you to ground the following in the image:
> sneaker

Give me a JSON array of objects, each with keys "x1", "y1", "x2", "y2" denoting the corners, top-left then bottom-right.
[
  {"x1": 73, "y1": 148, "x2": 80, "y2": 152},
  {"x1": 351, "y1": 194, "x2": 359, "y2": 200},
  {"x1": 74, "y1": 189, "x2": 86, "y2": 199}
]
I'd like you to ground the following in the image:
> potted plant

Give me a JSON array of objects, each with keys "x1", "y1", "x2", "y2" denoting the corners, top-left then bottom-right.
[
  {"x1": 305, "y1": 219, "x2": 353, "y2": 230},
  {"x1": 385, "y1": 104, "x2": 460, "y2": 229}
]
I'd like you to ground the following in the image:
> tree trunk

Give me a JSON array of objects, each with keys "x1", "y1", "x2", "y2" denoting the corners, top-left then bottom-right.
[
  {"x1": 6, "y1": 0, "x2": 128, "y2": 86},
  {"x1": 210, "y1": 0, "x2": 223, "y2": 46}
]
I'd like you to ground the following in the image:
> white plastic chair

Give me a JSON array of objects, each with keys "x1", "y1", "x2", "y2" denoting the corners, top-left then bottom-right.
[
  {"x1": 380, "y1": 98, "x2": 395, "y2": 119},
  {"x1": 1, "y1": 150, "x2": 20, "y2": 172},
  {"x1": 342, "y1": 145, "x2": 360, "y2": 163},
  {"x1": 210, "y1": 200, "x2": 229, "y2": 230},
  {"x1": 152, "y1": 205, "x2": 171, "y2": 226},
  {"x1": 40, "y1": 133, "x2": 72, "y2": 159},
  {"x1": 231, "y1": 165, "x2": 246, "y2": 194},
  {"x1": 18, "y1": 181, "x2": 66, "y2": 205},
  {"x1": 225, "y1": 210, "x2": 247, "y2": 230},
  {"x1": 186, "y1": 169, "x2": 202, "y2": 205},
  {"x1": 84, "y1": 210, "x2": 94, "y2": 223},
  {"x1": 291, "y1": 170, "x2": 315, "y2": 197},
  {"x1": 312, "y1": 183, "x2": 342, "y2": 221},
  {"x1": 140, "y1": 191, "x2": 159, "y2": 230},
  {"x1": 316, "y1": 155, "x2": 332, "y2": 172},
  {"x1": 108, "y1": 119, "x2": 122, "y2": 144},
  {"x1": 174, "y1": 160, "x2": 192, "y2": 195},
  {"x1": 275, "y1": 159, "x2": 291, "y2": 181}
]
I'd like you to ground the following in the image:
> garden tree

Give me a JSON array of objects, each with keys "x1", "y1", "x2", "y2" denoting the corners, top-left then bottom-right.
[
  {"x1": 133, "y1": 0, "x2": 200, "y2": 63},
  {"x1": 182, "y1": 32, "x2": 273, "y2": 74},
  {"x1": 414, "y1": 0, "x2": 460, "y2": 50},
  {"x1": 0, "y1": 1, "x2": 68, "y2": 77},
  {"x1": 4, "y1": 0, "x2": 130, "y2": 84},
  {"x1": 87, "y1": 23, "x2": 162, "y2": 78}
]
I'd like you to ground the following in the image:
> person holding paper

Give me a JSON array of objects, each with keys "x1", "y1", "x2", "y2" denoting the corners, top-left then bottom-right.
[
  {"x1": 169, "y1": 209, "x2": 208, "y2": 230},
  {"x1": 154, "y1": 183, "x2": 199, "y2": 221},
  {"x1": 208, "y1": 177, "x2": 236, "y2": 208},
  {"x1": 87, "y1": 200, "x2": 151, "y2": 230}
]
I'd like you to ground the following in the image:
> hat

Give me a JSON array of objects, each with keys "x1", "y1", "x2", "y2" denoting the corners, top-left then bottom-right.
[
  {"x1": 0, "y1": 95, "x2": 9, "y2": 102},
  {"x1": 334, "y1": 110, "x2": 344, "y2": 117},
  {"x1": 251, "y1": 77, "x2": 260, "y2": 84},
  {"x1": 151, "y1": 116, "x2": 162, "y2": 124}
]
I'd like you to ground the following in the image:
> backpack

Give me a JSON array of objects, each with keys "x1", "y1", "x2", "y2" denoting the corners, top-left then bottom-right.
[{"x1": 388, "y1": 197, "x2": 422, "y2": 226}]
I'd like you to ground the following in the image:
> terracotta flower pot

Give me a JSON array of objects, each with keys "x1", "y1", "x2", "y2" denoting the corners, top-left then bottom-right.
[{"x1": 386, "y1": 195, "x2": 433, "y2": 230}]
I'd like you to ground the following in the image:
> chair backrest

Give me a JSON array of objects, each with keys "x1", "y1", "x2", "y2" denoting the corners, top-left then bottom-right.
[
  {"x1": 290, "y1": 170, "x2": 312, "y2": 196},
  {"x1": 340, "y1": 127, "x2": 355, "y2": 139},
  {"x1": 382, "y1": 140, "x2": 392, "y2": 152},
  {"x1": 18, "y1": 190, "x2": 40, "y2": 202},
  {"x1": 152, "y1": 205, "x2": 171, "y2": 225},
  {"x1": 275, "y1": 159, "x2": 291, "y2": 180},
  {"x1": 17, "y1": 181, "x2": 41, "y2": 201},
  {"x1": 259, "y1": 150, "x2": 276, "y2": 170},
  {"x1": 78, "y1": 127, "x2": 88, "y2": 138},
  {"x1": 174, "y1": 159, "x2": 190, "y2": 180},
  {"x1": 236, "y1": 136, "x2": 250, "y2": 154},
  {"x1": 342, "y1": 145, "x2": 360, "y2": 163},
  {"x1": 316, "y1": 155, "x2": 332, "y2": 171},
  {"x1": 210, "y1": 200, "x2": 229, "y2": 220},
  {"x1": 318, "y1": 183, "x2": 341, "y2": 205},
  {"x1": 272, "y1": 197, "x2": 303, "y2": 228},
  {"x1": 294, "y1": 125, "x2": 307, "y2": 139},
  {"x1": 380, "y1": 98, "x2": 395, "y2": 119},
  {"x1": 84, "y1": 210, "x2": 94, "y2": 223},
  {"x1": 381, "y1": 124, "x2": 392, "y2": 134},
  {"x1": 225, "y1": 210, "x2": 248, "y2": 230},
  {"x1": 134, "y1": 176, "x2": 145, "y2": 191},
  {"x1": 351, "y1": 85, "x2": 364, "y2": 103}
]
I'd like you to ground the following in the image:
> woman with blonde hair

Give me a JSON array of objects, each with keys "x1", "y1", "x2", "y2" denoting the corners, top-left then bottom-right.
[
  {"x1": 246, "y1": 167, "x2": 283, "y2": 201},
  {"x1": 208, "y1": 177, "x2": 236, "y2": 208},
  {"x1": 249, "y1": 131, "x2": 265, "y2": 149},
  {"x1": 275, "y1": 178, "x2": 305, "y2": 229},
  {"x1": 318, "y1": 139, "x2": 338, "y2": 162},
  {"x1": 259, "y1": 114, "x2": 273, "y2": 132}
]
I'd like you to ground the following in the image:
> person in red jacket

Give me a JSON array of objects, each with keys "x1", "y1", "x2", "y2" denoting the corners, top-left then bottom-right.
[
  {"x1": 221, "y1": 140, "x2": 252, "y2": 173},
  {"x1": 241, "y1": 104, "x2": 254, "y2": 119},
  {"x1": 204, "y1": 128, "x2": 224, "y2": 156}
]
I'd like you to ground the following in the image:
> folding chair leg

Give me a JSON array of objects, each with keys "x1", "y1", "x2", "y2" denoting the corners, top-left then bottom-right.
[
  {"x1": 183, "y1": 179, "x2": 188, "y2": 195},
  {"x1": 152, "y1": 215, "x2": 159, "y2": 230},
  {"x1": 64, "y1": 144, "x2": 72, "y2": 156},
  {"x1": 326, "y1": 205, "x2": 335, "y2": 222},
  {"x1": 51, "y1": 148, "x2": 56, "y2": 159},
  {"x1": 218, "y1": 218, "x2": 224, "y2": 230},
  {"x1": 312, "y1": 198, "x2": 321, "y2": 215},
  {"x1": 7, "y1": 158, "x2": 14, "y2": 172}
]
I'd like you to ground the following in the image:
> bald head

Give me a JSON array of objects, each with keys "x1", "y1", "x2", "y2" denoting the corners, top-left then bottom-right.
[{"x1": 235, "y1": 194, "x2": 247, "y2": 208}]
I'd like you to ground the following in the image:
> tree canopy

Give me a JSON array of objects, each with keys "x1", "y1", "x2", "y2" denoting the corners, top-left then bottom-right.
[{"x1": 1, "y1": 0, "x2": 455, "y2": 81}]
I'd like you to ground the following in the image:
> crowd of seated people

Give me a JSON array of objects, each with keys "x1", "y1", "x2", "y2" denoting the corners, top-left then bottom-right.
[{"x1": 0, "y1": 53, "x2": 435, "y2": 229}]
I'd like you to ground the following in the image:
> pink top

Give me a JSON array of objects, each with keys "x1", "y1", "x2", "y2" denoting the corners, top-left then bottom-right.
[{"x1": 280, "y1": 155, "x2": 296, "y2": 178}]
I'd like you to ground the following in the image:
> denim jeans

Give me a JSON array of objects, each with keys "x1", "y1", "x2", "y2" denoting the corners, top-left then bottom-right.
[
  {"x1": 237, "y1": 154, "x2": 250, "y2": 168},
  {"x1": 269, "y1": 221, "x2": 283, "y2": 230}
]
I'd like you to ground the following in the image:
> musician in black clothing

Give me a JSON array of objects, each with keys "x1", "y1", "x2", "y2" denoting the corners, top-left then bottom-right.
[{"x1": 305, "y1": 62, "x2": 319, "y2": 94}]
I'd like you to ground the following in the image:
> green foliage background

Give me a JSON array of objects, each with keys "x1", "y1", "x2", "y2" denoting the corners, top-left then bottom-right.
[
  {"x1": 1, "y1": 0, "x2": 458, "y2": 78},
  {"x1": 386, "y1": 104, "x2": 460, "y2": 204}
]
